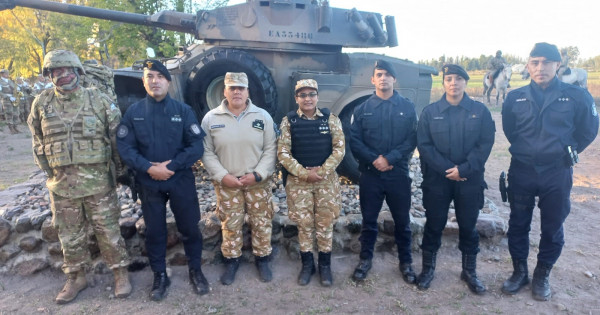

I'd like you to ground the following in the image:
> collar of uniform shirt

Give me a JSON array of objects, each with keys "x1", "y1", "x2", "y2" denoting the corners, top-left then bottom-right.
[
  {"x1": 296, "y1": 107, "x2": 323, "y2": 120},
  {"x1": 439, "y1": 92, "x2": 473, "y2": 112},
  {"x1": 146, "y1": 93, "x2": 170, "y2": 104}
]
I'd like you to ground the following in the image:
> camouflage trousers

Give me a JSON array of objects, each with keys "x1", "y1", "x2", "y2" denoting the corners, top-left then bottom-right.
[
  {"x1": 213, "y1": 180, "x2": 274, "y2": 258},
  {"x1": 1, "y1": 99, "x2": 19, "y2": 125},
  {"x1": 286, "y1": 173, "x2": 341, "y2": 252},
  {"x1": 49, "y1": 188, "x2": 129, "y2": 274}
]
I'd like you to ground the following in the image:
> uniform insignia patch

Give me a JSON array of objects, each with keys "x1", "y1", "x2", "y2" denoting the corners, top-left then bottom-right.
[
  {"x1": 592, "y1": 102, "x2": 598, "y2": 117},
  {"x1": 191, "y1": 124, "x2": 201, "y2": 135},
  {"x1": 210, "y1": 124, "x2": 225, "y2": 129},
  {"x1": 516, "y1": 98, "x2": 527, "y2": 102},
  {"x1": 171, "y1": 115, "x2": 182, "y2": 122},
  {"x1": 252, "y1": 119, "x2": 264, "y2": 130},
  {"x1": 117, "y1": 125, "x2": 128, "y2": 138},
  {"x1": 110, "y1": 103, "x2": 117, "y2": 110}
]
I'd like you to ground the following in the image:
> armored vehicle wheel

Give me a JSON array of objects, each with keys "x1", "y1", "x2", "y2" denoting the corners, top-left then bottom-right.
[
  {"x1": 335, "y1": 97, "x2": 369, "y2": 183},
  {"x1": 186, "y1": 48, "x2": 277, "y2": 121}
]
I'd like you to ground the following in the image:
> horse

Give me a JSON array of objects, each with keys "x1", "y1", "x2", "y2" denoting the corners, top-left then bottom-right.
[
  {"x1": 483, "y1": 64, "x2": 512, "y2": 106},
  {"x1": 521, "y1": 67, "x2": 588, "y2": 88},
  {"x1": 560, "y1": 68, "x2": 588, "y2": 88}
]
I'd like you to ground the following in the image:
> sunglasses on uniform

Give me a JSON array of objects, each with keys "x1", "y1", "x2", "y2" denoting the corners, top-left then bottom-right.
[{"x1": 296, "y1": 92, "x2": 318, "y2": 98}]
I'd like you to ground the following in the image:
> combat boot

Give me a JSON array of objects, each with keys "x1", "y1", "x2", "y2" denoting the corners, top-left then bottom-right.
[
  {"x1": 221, "y1": 257, "x2": 240, "y2": 285},
  {"x1": 318, "y1": 252, "x2": 333, "y2": 287},
  {"x1": 352, "y1": 258, "x2": 372, "y2": 281},
  {"x1": 531, "y1": 261, "x2": 553, "y2": 301},
  {"x1": 416, "y1": 250, "x2": 437, "y2": 290},
  {"x1": 189, "y1": 267, "x2": 210, "y2": 295},
  {"x1": 150, "y1": 271, "x2": 171, "y2": 301},
  {"x1": 113, "y1": 267, "x2": 132, "y2": 298},
  {"x1": 55, "y1": 270, "x2": 88, "y2": 304},
  {"x1": 460, "y1": 254, "x2": 486, "y2": 295},
  {"x1": 501, "y1": 259, "x2": 529, "y2": 294},
  {"x1": 255, "y1": 254, "x2": 273, "y2": 282},
  {"x1": 298, "y1": 251, "x2": 316, "y2": 286},
  {"x1": 399, "y1": 262, "x2": 416, "y2": 284}
]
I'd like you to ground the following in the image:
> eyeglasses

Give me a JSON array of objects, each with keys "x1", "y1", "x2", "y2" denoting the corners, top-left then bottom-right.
[{"x1": 297, "y1": 92, "x2": 318, "y2": 98}]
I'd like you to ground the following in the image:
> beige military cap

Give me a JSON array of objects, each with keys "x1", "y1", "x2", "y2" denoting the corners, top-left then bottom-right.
[{"x1": 224, "y1": 72, "x2": 248, "y2": 88}]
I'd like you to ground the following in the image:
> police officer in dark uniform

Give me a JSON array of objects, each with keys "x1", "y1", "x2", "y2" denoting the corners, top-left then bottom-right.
[
  {"x1": 501, "y1": 43, "x2": 598, "y2": 301},
  {"x1": 350, "y1": 60, "x2": 418, "y2": 284},
  {"x1": 416, "y1": 64, "x2": 495, "y2": 294},
  {"x1": 117, "y1": 60, "x2": 209, "y2": 301}
]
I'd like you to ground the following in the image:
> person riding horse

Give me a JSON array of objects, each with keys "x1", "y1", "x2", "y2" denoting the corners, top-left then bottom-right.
[{"x1": 488, "y1": 50, "x2": 507, "y2": 86}]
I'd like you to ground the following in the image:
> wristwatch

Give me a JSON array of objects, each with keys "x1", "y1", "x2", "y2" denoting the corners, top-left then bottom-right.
[{"x1": 253, "y1": 171, "x2": 262, "y2": 182}]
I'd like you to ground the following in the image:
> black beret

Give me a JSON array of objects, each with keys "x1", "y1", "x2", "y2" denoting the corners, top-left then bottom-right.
[
  {"x1": 441, "y1": 64, "x2": 470, "y2": 81},
  {"x1": 374, "y1": 59, "x2": 396, "y2": 78},
  {"x1": 529, "y1": 42, "x2": 561, "y2": 61},
  {"x1": 143, "y1": 59, "x2": 171, "y2": 81}
]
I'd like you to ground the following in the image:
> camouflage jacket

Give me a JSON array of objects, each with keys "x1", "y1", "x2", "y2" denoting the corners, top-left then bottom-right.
[
  {"x1": 0, "y1": 78, "x2": 18, "y2": 102},
  {"x1": 27, "y1": 87, "x2": 123, "y2": 198},
  {"x1": 278, "y1": 108, "x2": 345, "y2": 180}
]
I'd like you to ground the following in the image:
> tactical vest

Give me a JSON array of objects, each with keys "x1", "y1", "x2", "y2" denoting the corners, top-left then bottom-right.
[
  {"x1": 35, "y1": 88, "x2": 111, "y2": 168},
  {"x1": 288, "y1": 108, "x2": 332, "y2": 167}
]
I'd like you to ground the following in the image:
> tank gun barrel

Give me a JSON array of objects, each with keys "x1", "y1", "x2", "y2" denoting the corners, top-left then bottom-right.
[{"x1": 0, "y1": 0, "x2": 196, "y2": 33}]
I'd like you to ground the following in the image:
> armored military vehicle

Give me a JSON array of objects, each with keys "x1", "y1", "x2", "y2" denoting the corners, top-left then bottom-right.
[{"x1": 1, "y1": 0, "x2": 437, "y2": 181}]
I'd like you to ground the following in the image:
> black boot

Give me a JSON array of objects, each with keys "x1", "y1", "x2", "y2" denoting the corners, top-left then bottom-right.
[
  {"x1": 352, "y1": 258, "x2": 372, "y2": 281},
  {"x1": 221, "y1": 257, "x2": 240, "y2": 285},
  {"x1": 531, "y1": 261, "x2": 552, "y2": 301},
  {"x1": 149, "y1": 271, "x2": 171, "y2": 301},
  {"x1": 501, "y1": 259, "x2": 529, "y2": 295},
  {"x1": 189, "y1": 268, "x2": 210, "y2": 296},
  {"x1": 416, "y1": 250, "x2": 437, "y2": 290},
  {"x1": 318, "y1": 252, "x2": 333, "y2": 287},
  {"x1": 255, "y1": 254, "x2": 273, "y2": 283},
  {"x1": 399, "y1": 262, "x2": 416, "y2": 284},
  {"x1": 298, "y1": 251, "x2": 316, "y2": 286},
  {"x1": 460, "y1": 254, "x2": 486, "y2": 295}
]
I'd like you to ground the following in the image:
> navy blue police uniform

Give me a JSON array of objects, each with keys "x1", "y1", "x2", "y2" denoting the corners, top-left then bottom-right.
[
  {"x1": 117, "y1": 93, "x2": 206, "y2": 273},
  {"x1": 502, "y1": 78, "x2": 598, "y2": 266},
  {"x1": 417, "y1": 93, "x2": 495, "y2": 254},
  {"x1": 350, "y1": 90, "x2": 417, "y2": 264}
]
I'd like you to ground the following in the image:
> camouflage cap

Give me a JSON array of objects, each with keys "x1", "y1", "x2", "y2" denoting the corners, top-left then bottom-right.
[
  {"x1": 295, "y1": 79, "x2": 318, "y2": 93},
  {"x1": 143, "y1": 59, "x2": 171, "y2": 81},
  {"x1": 224, "y1": 72, "x2": 248, "y2": 88}
]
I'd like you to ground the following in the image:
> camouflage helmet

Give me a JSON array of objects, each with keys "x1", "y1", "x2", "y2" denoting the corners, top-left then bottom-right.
[
  {"x1": 43, "y1": 50, "x2": 85, "y2": 77},
  {"x1": 496, "y1": 50, "x2": 502, "y2": 56}
]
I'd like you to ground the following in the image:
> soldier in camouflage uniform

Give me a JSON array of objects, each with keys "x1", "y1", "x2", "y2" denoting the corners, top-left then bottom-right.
[
  {"x1": 16, "y1": 77, "x2": 33, "y2": 123},
  {"x1": 27, "y1": 50, "x2": 131, "y2": 304},
  {"x1": 278, "y1": 79, "x2": 345, "y2": 286},
  {"x1": 201, "y1": 72, "x2": 277, "y2": 285},
  {"x1": 487, "y1": 50, "x2": 508, "y2": 85},
  {"x1": 0, "y1": 69, "x2": 21, "y2": 133}
]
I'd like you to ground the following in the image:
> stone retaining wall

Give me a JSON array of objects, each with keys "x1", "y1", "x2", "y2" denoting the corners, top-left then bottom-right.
[{"x1": 0, "y1": 158, "x2": 508, "y2": 275}]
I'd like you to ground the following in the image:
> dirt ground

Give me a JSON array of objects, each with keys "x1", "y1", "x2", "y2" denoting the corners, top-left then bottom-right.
[{"x1": 1, "y1": 108, "x2": 599, "y2": 314}]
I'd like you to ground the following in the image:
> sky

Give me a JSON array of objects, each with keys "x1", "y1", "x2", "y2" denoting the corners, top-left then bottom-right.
[{"x1": 228, "y1": 0, "x2": 600, "y2": 63}]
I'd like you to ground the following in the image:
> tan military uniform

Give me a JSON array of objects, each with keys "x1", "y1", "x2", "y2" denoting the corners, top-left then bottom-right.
[
  {"x1": 1, "y1": 77, "x2": 19, "y2": 126},
  {"x1": 278, "y1": 108, "x2": 345, "y2": 252},
  {"x1": 202, "y1": 99, "x2": 277, "y2": 258},
  {"x1": 28, "y1": 87, "x2": 129, "y2": 273}
]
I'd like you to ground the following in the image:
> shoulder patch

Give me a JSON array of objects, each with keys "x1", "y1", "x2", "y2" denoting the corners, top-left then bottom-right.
[
  {"x1": 117, "y1": 125, "x2": 128, "y2": 138},
  {"x1": 191, "y1": 123, "x2": 201, "y2": 135},
  {"x1": 110, "y1": 103, "x2": 118, "y2": 111},
  {"x1": 592, "y1": 102, "x2": 598, "y2": 117}
]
